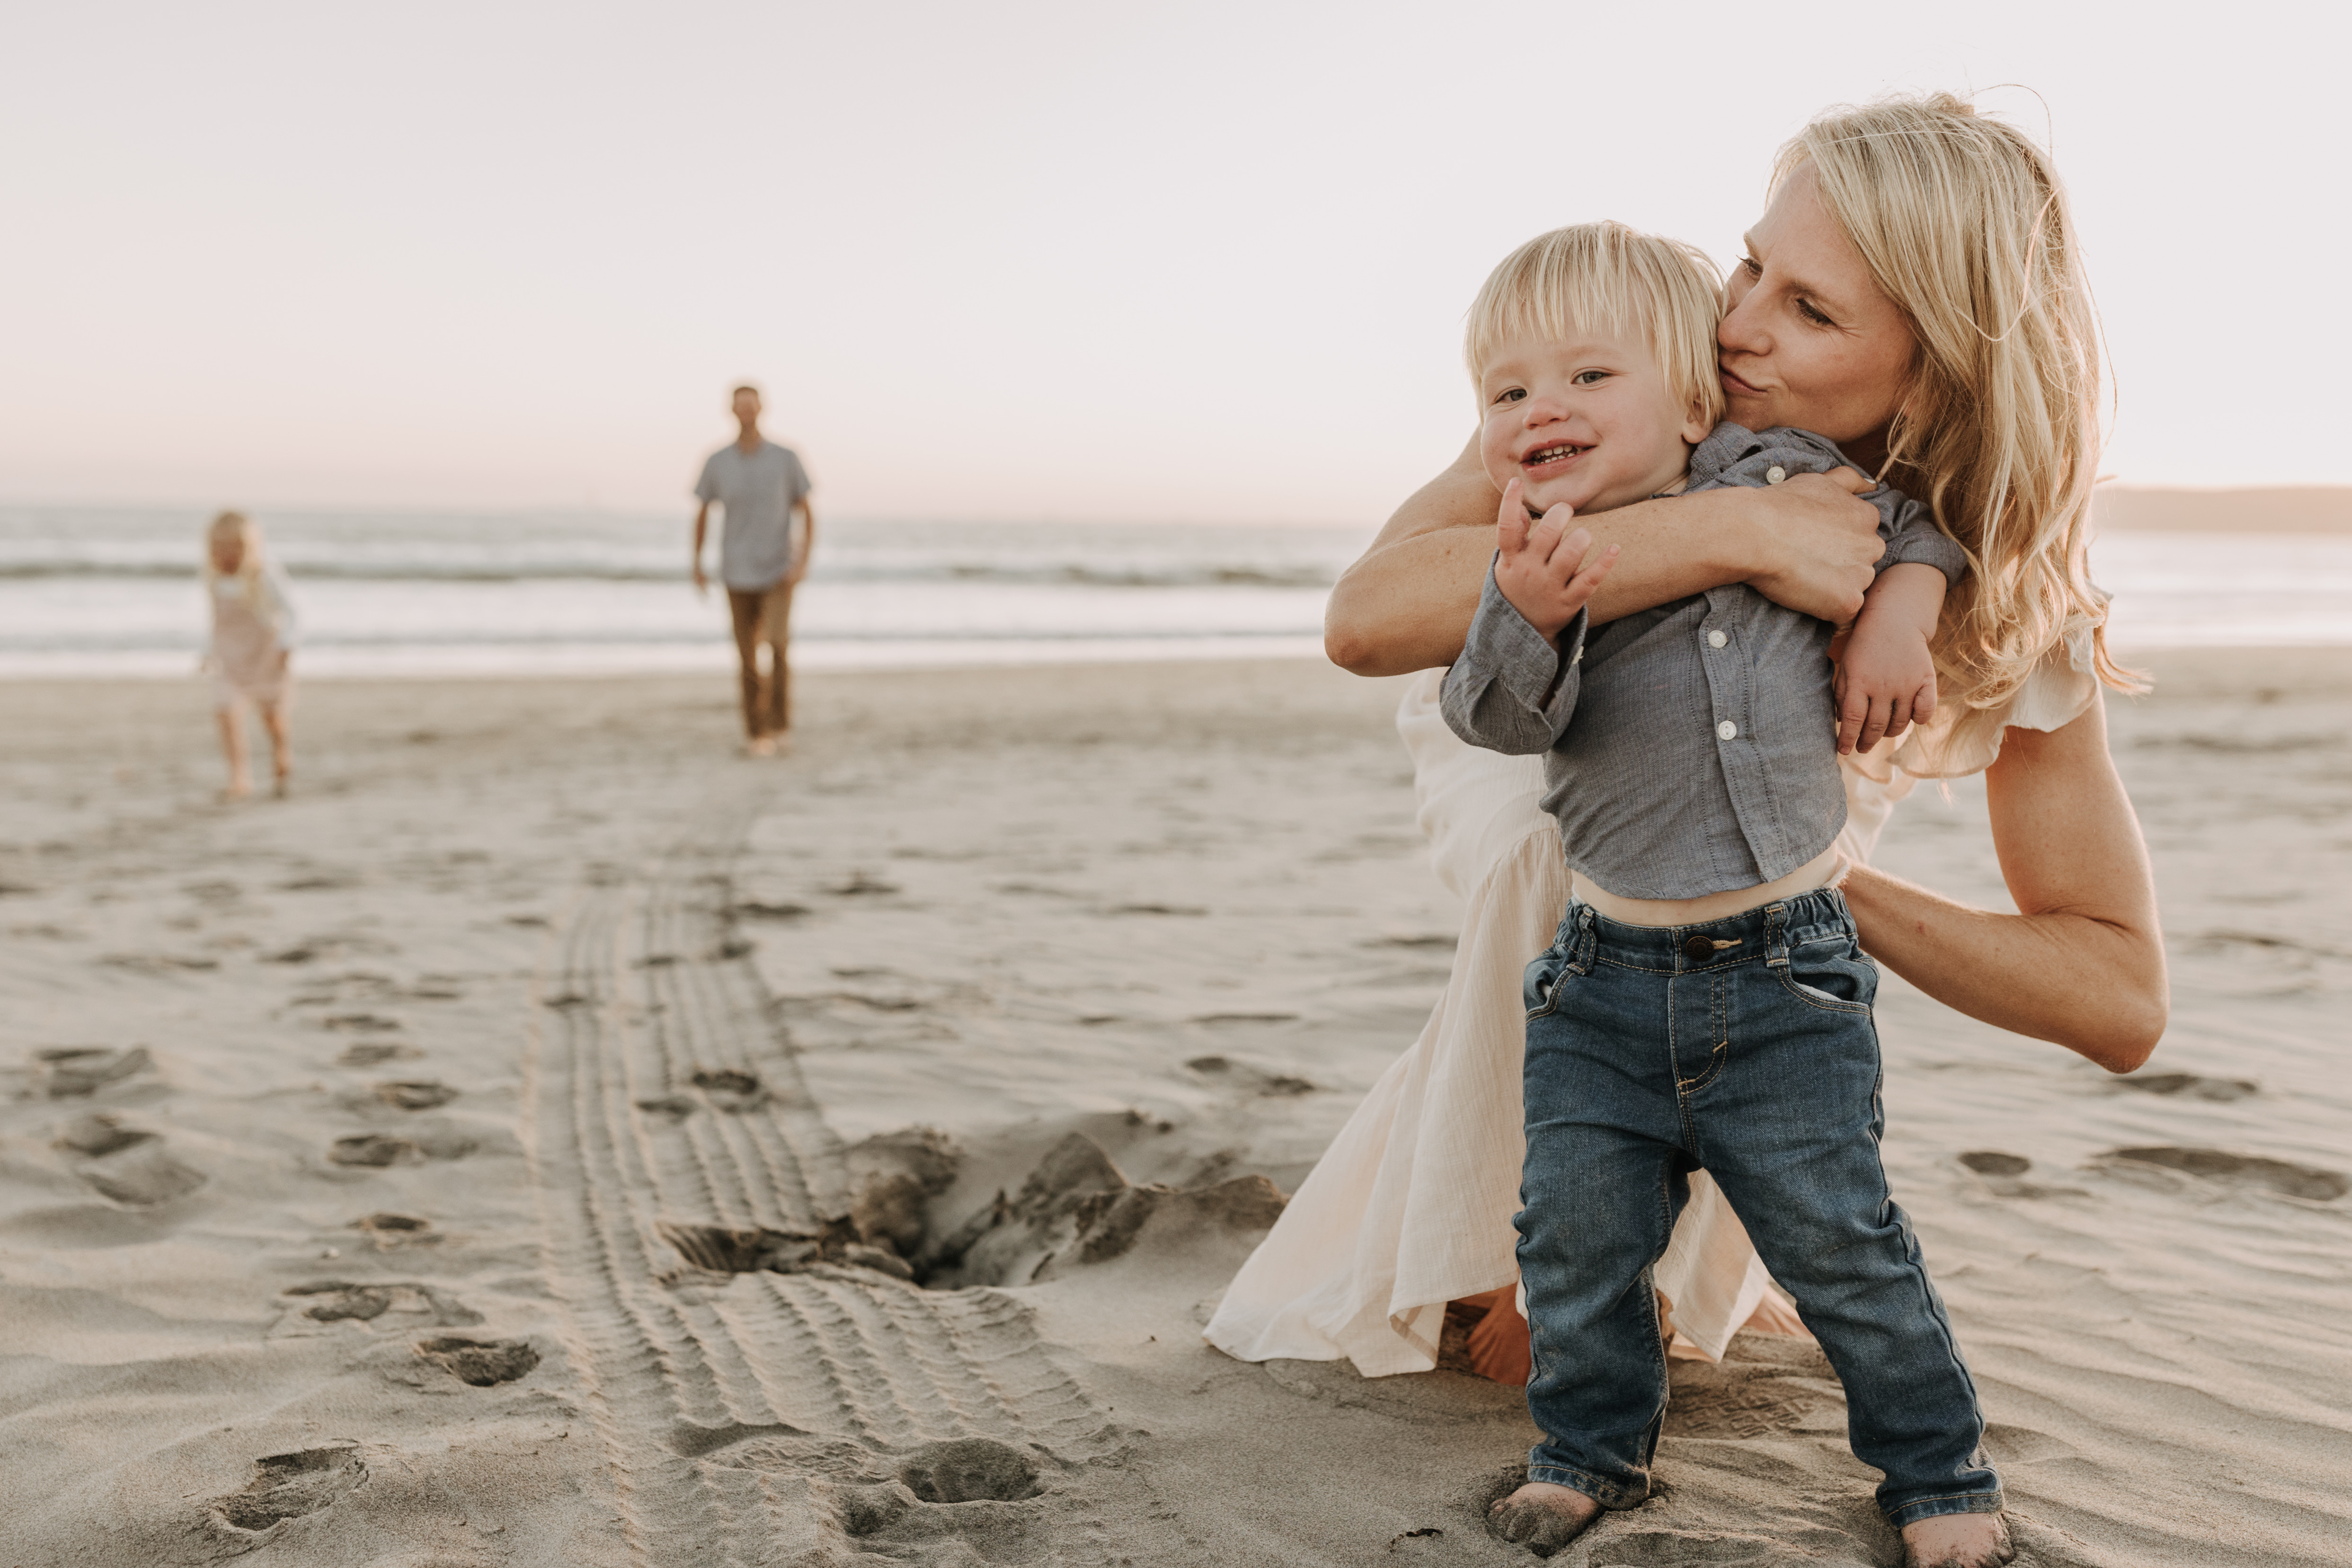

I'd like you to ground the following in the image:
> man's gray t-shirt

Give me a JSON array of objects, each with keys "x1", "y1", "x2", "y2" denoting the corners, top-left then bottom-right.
[{"x1": 695, "y1": 441, "x2": 812, "y2": 592}]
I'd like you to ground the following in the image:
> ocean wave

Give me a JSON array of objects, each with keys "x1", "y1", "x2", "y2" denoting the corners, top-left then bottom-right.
[{"x1": 0, "y1": 559, "x2": 1339, "y2": 588}]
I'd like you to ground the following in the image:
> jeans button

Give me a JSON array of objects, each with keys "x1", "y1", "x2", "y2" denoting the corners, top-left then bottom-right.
[{"x1": 1682, "y1": 935, "x2": 1713, "y2": 962}]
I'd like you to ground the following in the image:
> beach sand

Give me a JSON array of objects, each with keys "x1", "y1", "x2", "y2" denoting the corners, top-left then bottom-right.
[{"x1": 1, "y1": 653, "x2": 2347, "y2": 1566}]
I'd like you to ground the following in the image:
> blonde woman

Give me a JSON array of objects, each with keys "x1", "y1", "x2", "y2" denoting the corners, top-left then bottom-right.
[
  {"x1": 1207, "y1": 94, "x2": 2165, "y2": 1568},
  {"x1": 202, "y1": 510, "x2": 300, "y2": 799}
]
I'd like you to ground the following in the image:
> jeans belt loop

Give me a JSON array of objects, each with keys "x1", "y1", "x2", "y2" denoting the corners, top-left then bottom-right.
[
  {"x1": 1569, "y1": 904, "x2": 1597, "y2": 974},
  {"x1": 1764, "y1": 901, "x2": 1790, "y2": 969}
]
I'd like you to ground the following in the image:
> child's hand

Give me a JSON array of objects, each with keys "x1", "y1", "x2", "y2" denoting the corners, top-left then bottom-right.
[
  {"x1": 1493, "y1": 478, "x2": 1619, "y2": 643},
  {"x1": 1833, "y1": 610, "x2": 1937, "y2": 755}
]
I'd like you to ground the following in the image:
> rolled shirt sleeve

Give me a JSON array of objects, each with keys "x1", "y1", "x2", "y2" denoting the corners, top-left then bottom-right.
[
  {"x1": 1439, "y1": 559, "x2": 1589, "y2": 756},
  {"x1": 1873, "y1": 493, "x2": 1970, "y2": 583}
]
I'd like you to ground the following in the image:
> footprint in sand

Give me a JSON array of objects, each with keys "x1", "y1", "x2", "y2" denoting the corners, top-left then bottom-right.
[
  {"x1": 328, "y1": 1121, "x2": 475, "y2": 1167},
  {"x1": 691, "y1": 1068, "x2": 768, "y2": 1112},
  {"x1": 209, "y1": 1443, "x2": 367, "y2": 1535},
  {"x1": 337, "y1": 1041, "x2": 421, "y2": 1068},
  {"x1": 286, "y1": 1279, "x2": 482, "y2": 1326},
  {"x1": 837, "y1": 1438, "x2": 1047, "y2": 1543},
  {"x1": 324, "y1": 1012, "x2": 404, "y2": 1032},
  {"x1": 350, "y1": 1212, "x2": 437, "y2": 1248},
  {"x1": 1186, "y1": 1054, "x2": 1315, "y2": 1097},
  {"x1": 35, "y1": 1046, "x2": 152, "y2": 1098},
  {"x1": 415, "y1": 1335, "x2": 539, "y2": 1385},
  {"x1": 290, "y1": 1282, "x2": 392, "y2": 1320},
  {"x1": 1957, "y1": 1150, "x2": 2086, "y2": 1200},
  {"x1": 2103, "y1": 1146, "x2": 2348, "y2": 1201},
  {"x1": 2113, "y1": 1071, "x2": 2260, "y2": 1102},
  {"x1": 1662, "y1": 1334, "x2": 1840, "y2": 1440},
  {"x1": 371, "y1": 1080, "x2": 459, "y2": 1111},
  {"x1": 328, "y1": 1134, "x2": 421, "y2": 1167},
  {"x1": 55, "y1": 1113, "x2": 206, "y2": 1205}
]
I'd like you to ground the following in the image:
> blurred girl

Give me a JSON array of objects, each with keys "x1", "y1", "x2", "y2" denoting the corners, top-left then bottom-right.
[{"x1": 202, "y1": 510, "x2": 299, "y2": 798}]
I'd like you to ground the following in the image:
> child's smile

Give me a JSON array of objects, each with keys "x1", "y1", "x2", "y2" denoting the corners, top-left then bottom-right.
[{"x1": 1478, "y1": 328, "x2": 1712, "y2": 517}]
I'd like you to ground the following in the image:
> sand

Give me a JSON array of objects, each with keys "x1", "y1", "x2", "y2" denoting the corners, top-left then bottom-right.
[{"x1": 1, "y1": 652, "x2": 2348, "y2": 1567}]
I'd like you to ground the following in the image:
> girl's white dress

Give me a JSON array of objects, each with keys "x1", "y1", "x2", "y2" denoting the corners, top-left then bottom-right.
[
  {"x1": 1204, "y1": 625, "x2": 2103, "y2": 1376},
  {"x1": 206, "y1": 565, "x2": 300, "y2": 708}
]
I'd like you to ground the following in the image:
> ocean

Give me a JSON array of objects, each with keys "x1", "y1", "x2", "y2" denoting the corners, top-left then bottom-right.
[{"x1": 3, "y1": 505, "x2": 2348, "y2": 678}]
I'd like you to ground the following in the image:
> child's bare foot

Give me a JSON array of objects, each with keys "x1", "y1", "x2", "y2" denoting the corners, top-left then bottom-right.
[
  {"x1": 1488, "y1": 1482, "x2": 1599, "y2": 1555},
  {"x1": 222, "y1": 777, "x2": 252, "y2": 803},
  {"x1": 743, "y1": 735, "x2": 777, "y2": 758},
  {"x1": 1901, "y1": 1512, "x2": 2013, "y2": 1567},
  {"x1": 272, "y1": 772, "x2": 291, "y2": 799}
]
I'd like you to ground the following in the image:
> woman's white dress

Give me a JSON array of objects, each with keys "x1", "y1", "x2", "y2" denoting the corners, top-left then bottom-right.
[{"x1": 1204, "y1": 622, "x2": 2102, "y2": 1377}]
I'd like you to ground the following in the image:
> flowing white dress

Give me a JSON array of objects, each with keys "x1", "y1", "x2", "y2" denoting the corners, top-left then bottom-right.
[{"x1": 1205, "y1": 622, "x2": 2103, "y2": 1377}]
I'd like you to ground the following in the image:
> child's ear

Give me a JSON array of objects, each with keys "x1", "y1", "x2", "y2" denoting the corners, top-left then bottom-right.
[{"x1": 1681, "y1": 392, "x2": 1714, "y2": 445}]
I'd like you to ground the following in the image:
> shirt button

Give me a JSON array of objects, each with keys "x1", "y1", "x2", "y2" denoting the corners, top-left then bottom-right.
[
  {"x1": 1717, "y1": 719, "x2": 1738, "y2": 741},
  {"x1": 1706, "y1": 629, "x2": 1728, "y2": 649},
  {"x1": 1766, "y1": 465, "x2": 1787, "y2": 484}
]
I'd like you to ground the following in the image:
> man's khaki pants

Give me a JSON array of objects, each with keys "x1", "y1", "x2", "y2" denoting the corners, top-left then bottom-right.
[{"x1": 726, "y1": 582, "x2": 793, "y2": 739}]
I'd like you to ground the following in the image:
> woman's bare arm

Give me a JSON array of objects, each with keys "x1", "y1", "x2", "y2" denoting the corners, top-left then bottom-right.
[
  {"x1": 1325, "y1": 434, "x2": 1888, "y2": 676},
  {"x1": 1841, "y1": 696, "x2": 2168, "y2": 1071}
]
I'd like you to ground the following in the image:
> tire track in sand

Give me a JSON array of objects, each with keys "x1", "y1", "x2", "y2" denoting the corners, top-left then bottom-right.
[{"x1": 524, "y1": 780, "x2": 1118, "y2": 1564}]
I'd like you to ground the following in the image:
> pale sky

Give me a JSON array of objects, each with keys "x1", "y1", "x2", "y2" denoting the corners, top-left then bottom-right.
[{"x1": 1, "y1": 1, "x2": 2340, "y2": 523}]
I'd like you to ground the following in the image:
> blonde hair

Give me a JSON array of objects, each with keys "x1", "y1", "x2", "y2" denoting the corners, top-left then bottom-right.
[
  {"x1": 204, "y1": 511, "x2": 265, "y2": 585},
  {"x1": 1465, "y1": 221, "x2": 1725, "y2": 429},
  {"x1": 1781, "y1": 92, "x2": 2138, "y2": 739}
]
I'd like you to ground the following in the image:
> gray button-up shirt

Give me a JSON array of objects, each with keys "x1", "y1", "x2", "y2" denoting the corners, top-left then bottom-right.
[{"x1": 1438, "y1": 423, "x2": 1968, "y2": 900}]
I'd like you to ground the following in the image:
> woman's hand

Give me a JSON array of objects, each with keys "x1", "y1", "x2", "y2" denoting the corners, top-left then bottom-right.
[
  {"x1": 1743, "y1": 470, "x2": 1884, "y2": 625},
  {"x1": 1493, "y1": 480, "x2": 1619, "y2": 641}
]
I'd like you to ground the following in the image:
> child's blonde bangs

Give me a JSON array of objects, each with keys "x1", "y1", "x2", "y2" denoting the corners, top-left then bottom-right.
[{"x1": 1465, "y1": 222, "x2": 1724, "y2": 426}]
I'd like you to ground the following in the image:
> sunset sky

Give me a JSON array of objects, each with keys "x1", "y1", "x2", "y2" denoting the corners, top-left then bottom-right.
[{"x1": 2, "y1": 1, "x2": 2338, "y2": 523}]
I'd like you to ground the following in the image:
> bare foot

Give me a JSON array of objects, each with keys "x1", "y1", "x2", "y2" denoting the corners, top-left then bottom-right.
[
  {"x1": 272, "y1": 773, "x2": 291, "y2": 799},
  {"x1": 222, "y1": 779, "x2": 252, "y2": 803},
  {"x1": 743, "y1": 736, "x2": 777, "y2": 758},
  {"x1": 1902, "y1": 1512, "x2": 2014, "y2": 1568},
  {"x1": 1488, "y1": 1482, "x2": 1599, "y2": 1557}
]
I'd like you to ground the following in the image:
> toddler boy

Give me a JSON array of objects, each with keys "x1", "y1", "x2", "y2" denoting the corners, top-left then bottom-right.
[{"x1": 1440, "y1": 223, "x2": 2003, "y2": 1554}]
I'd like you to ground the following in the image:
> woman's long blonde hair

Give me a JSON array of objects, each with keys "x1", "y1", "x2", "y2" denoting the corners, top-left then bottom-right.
[{"x1": 1782, "y1": 92, "x2": 2137, "y2": 740}]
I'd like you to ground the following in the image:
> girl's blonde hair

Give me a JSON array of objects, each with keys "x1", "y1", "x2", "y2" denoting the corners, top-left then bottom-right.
[
  {"x1": 1781, "y1": 92, "x2": 2137, "y2": 741},
  {"x1": 1465, "y1": 221, "x2": 1725, "y2": 429},
  {"x1": 204, "y1": 511, "x2": 266, "y2": 584}
]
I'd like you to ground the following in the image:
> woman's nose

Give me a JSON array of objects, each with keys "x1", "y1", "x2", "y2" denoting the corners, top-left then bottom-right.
[{"x1": 1718, "y1": 291, "x2": 1768, "y2": 357}]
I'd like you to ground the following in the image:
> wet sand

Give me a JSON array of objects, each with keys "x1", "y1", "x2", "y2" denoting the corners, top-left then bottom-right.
[{"x1": 1, "y1": 652, "x2": 2347, "y2": 1566}]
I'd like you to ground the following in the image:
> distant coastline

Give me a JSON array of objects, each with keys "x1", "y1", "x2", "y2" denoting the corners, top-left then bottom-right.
[{"x1": 2095, "y1": 486, "x2": 2352, "y2": 533}]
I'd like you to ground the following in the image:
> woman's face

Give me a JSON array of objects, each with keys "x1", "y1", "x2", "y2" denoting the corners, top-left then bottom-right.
[
  {"x1": 209, "y1": 530, "x2": 245, "y2": 574},
  {"x1": 1717, "y1": 163, "x2": 1917, "y2": 465}
]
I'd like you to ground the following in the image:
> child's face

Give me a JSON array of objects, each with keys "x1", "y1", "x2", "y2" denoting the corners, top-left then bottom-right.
[
  {"x1": 209, "y1": 532, "x2": 244, "y2": 574},
  {"x1": 1477, "y1": 327, "x2": 1711, "y2": 517}
]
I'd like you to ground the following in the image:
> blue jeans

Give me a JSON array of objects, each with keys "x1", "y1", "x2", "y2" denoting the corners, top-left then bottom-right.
[{"x1": 1517, "y1": 889, "x2": 2001, "y2": 1530}]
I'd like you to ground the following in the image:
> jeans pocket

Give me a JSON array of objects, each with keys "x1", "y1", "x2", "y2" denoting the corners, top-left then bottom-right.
[
  {"x1": 1776, "y1": 939, "x2": 1877, "y2": 1014},
  {"x1": 1524, "y1": 948, "x2": 1571, "y2": 1019}
]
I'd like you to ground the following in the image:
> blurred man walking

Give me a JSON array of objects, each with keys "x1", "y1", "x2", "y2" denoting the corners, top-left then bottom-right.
[{"x1": 692, "y1": 384, "x2": 814, "y2": 755}]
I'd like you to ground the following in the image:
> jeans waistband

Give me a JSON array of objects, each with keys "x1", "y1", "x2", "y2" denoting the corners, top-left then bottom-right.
[{"x1": 1560, "y1": 886, "x2": 1856, "y2": 974}]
